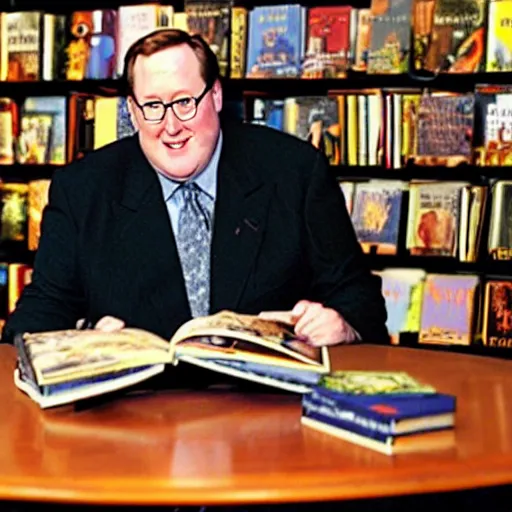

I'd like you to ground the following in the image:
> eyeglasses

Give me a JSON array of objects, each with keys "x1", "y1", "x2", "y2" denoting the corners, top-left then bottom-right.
[{"x1": 131, "y1": 82, "x2": 213, "y2": 123}]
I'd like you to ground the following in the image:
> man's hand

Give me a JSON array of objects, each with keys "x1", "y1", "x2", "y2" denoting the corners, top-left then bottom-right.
[
  {"x1": 76, "y1": 316, "x2": 125, "y2": 332},
  {"x1": 291, "y1": 300, "x2": 358, "y2": 347}
]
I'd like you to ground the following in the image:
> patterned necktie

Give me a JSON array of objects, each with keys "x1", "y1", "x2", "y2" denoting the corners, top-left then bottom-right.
[{"x1": 176, "y1": 182, "x2": 212, "y2": 318}]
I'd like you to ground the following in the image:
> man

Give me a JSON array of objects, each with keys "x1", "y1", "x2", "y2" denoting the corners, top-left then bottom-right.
[{"x1": 2, "y1": 29, "x2": 388, "y2": 351}]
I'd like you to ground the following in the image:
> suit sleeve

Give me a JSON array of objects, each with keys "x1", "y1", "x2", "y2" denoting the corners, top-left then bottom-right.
[
  {"x1": 304, "y1": 151, "x2": 389, "y2": 343},
  {"x1": 2, "y1": 172, "x2": 86, "y2": 343}
]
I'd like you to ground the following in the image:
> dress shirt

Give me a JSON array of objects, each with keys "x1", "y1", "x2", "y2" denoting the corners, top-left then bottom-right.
[{"x1": 155, "y1": 131, "x2": 222, "y2": 233}]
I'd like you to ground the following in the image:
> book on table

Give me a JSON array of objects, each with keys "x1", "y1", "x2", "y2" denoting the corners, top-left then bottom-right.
[
  {"x1": 301, "y1": 370, "x2": 457, "y2": 456},
  {"x1": 13, "y1": 310, "x2": 330, "y2": 408}
]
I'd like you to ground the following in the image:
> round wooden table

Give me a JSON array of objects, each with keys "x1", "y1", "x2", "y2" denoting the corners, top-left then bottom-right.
[{"x1": 1, "y1": 343, "x2": 512, "y2": 506}]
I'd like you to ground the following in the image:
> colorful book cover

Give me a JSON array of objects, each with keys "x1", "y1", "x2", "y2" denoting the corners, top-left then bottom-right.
[
  {"x1": 246, "y1": 4, "x2": 305, "y2": 78},
  {"x1": 230, "y1": 6, "x2": 248, "y2": 78},
  {"x1": 0, "y1": 183, "x2": 28, "y2": 242},
  {"x1": 5, "y1": 11, "x2": 43, "y2": 81},
  {"x1": 487, "y1": 180, "x2": 512, "y2": 260},
  {"x1": 407, "y1": 181, "x2": 464, "y2": 256},
  {"x1": 367, "y1": 0, "x2": 413, "y2": 74},
  {"x1": 86, "y1": 10, "x2": 117, "y2": 79},
  {"x1": 350, "y1": 180, "x2": 405, "y2": 255},
  {"x1": 423, "y1": 0, "x2": 486, "y2": 73},
  {"x1": 419, "y1": 273, "x2": 479, "y2": 345},
  {"x1": 63, "y1": 11, "x2": 93, "y2": 81},
  {"x1": 486, "y1": 0, "x2": 512, "y2": 72},
  {"x1": 377, "y1": 268, "x2": 427, "y2": 344},
  {"x1": 473, "y1": 84, "x2": 512, "y2": 167},
  {"x1": 252, "y1": 98, "x2": 285, "y2": 131},
  {"x1": 318, "y1": 370, "x2": 437, "y2": 394},
  {"x1": 412, "y1": 0, "x2": 436, "y2": 71},
  {"x1": 286, "y1": 96, "x2": 340, "y2": 164},
  {"x1": 27, "y1": 179, "x2": 51, "y2": 251},
  {"x1": 185, "y1": 0, "x2": 231, "y2": 77},
  {"x1": 302, "y1": 6, "x2": 352, "y2": 78},
  {"x1": 18, "y1": 96, "x2": 67, "y2": 165},
  {"x1": 415, "y1": 93, "x2": 475, "y2": 166},
  {"x1": 482, "y1": 280, "x2": 512, "y2": 349}
]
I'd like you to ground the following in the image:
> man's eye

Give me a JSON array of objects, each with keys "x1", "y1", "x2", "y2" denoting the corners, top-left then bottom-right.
[
  {"x1": 176, "y1": 97, "x2": 193, "y2": 107},
  {"x1": 146, "y1": 103, "x2": 163, "y2": 111}
]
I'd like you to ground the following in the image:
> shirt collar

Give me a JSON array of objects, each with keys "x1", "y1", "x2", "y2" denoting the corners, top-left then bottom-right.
[{"x1": 156, "y1": 130, "x2": 222, "y2": 202}]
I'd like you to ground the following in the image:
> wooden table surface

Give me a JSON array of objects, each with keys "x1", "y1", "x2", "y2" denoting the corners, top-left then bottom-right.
[{"x1": 1, "y1": 343, "x2": 512, "y2": 506}]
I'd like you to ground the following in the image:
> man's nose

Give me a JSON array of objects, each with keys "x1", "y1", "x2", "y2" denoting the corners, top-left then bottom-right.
[{"x1": 163, "y1": 106, "x2": 182, "y2": 134}]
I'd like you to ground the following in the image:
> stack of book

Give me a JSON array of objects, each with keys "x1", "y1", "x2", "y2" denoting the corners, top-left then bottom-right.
[{"x1": 301, "y1": 371, "x2": 456, "y2": 455}]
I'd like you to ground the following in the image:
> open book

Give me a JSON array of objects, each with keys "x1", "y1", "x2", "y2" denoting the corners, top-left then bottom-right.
[{"x1": 14, "y1": 310, "x2": 330, "y2": 408}]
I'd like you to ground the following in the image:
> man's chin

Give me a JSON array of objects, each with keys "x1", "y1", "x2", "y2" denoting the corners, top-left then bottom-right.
[{"x1": 158, "y1": 165, "x2": 199, "y2": 182}]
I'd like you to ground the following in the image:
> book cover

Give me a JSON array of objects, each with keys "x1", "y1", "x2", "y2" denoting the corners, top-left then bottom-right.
[
  {"x1": 378, "y1": 268, "x2": 427, "y2": 344},
  {"x1": 482, "y1": 280, "x2": 512, "y2": 349},
  {"x1": 423, "y1": 0, "x2": 486, "y2": 73},
  {"x1": 407, "y1": 181, "x2": 465, "y2": 257},
  {"x1": 230, "y1": 6, "x2": 248, "y2": 78},
  {"x1": 86, "y1": 10, "x2": 117, "y2": 79},
  {"x1": 367, "y1": 0, "x2": 413, "y2": 74},
  {"x1": 303, "y1": 388, "x2": 455, "y2": 431},
  {"x1": 415, "y1": 93, "x2": 475, "y2": 166},
  {"x1": 0, "y1": 182, "x2": 28, "y2": 242},
  {"x1": 5, "y1": 11, "x2": 43, "y2": 81},
  {"x1": 185, "y1": 0, "x2": 231, "y2": 77},
  {"x1": 246, "y1": 4, "x2": 305, "y2": 78},
  {"x1": 63, "y1": 11, "x2": 93, "y2": 81},
  {"x1": 14, "y1": 310, "x2": 330, "y2": 408},
  {"x1": 419, "y1": 273, "x2": 479, "y2": 345},
  {"x1": 18, "y1": 96, "x2": 67, "y2": 165},
  {"x1": 302, "y1": 6, "x2": 352, "y2": 78},
  {"x1": 473, "y1": 84, "x2": 512, "y2": 167},
  {"x1": 486, "y1": 0, "x2": 512, "y2": 72},
  {"x1": 285, "y1": 96, "x2": 340, "y2": 164},
  {"x1": 27, "y1": 179, "x2": 51, "y2": 251},
  {"x1": 488, "y1": 180, "x2": 512, "y2": 260},
  {"x1": 350, "y1": 180, "x2": 405, "y2": 255}
]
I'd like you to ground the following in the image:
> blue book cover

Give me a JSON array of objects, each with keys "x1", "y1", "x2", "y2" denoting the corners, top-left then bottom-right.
[
  {"x1": 302, "y1": 396, "x2": 453, "y2": 441},
  {"x1": 246, "y1": 4, "x2": 305, "y2": 78},
  {"x1": 351, "y1": 180, "x2": 405, "y2": 254},
  {"x1": 307, "y1": 386, "x2": 456, "y2": 424}
]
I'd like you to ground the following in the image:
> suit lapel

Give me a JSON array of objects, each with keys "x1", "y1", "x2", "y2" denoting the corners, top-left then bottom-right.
[
  {"x1": 210, "y1": 124, "x2": 273, "y2": 312},
  {"x1": 109, "y1": 138, "x2": 190, "y2": 336}
]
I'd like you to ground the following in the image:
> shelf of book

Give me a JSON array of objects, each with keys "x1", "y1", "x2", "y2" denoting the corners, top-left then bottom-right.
[
  {"x1": 2, "y1": 72, "x2": 512, "y2": 98},
  {"x1": 1, "y1": 0, "x2": 512, "y2": 358}
]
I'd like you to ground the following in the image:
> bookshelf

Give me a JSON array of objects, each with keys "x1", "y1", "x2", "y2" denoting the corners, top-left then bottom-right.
[{"x1": 2, "y1": 0, "x2": 512, "y2": 359}]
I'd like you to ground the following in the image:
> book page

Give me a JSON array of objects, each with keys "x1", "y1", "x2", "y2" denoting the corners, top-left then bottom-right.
[
  {"x1": 20, "y1": 328, "x2": 171, "y2": 385},
  {"x1": 170, "y1": 310, "x2": 326, "y2": 367}
]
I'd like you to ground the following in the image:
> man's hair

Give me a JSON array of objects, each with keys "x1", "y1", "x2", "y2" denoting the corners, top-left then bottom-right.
[{"x1": 122, "y1": 29, "x2": 220, "y2": 96}]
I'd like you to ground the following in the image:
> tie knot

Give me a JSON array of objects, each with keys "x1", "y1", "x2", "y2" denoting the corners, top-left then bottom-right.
[{"x1": 179, "y1": 182, "x2": 202, "y2": 202}]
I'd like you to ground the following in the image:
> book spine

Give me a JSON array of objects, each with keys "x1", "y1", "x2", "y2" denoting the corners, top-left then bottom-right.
[
  {"x1": 303, "y1": 396, "x2": 395, "y2": 441},
  {"x1": 303, "y1": 393, "x2": 395, "y2": 437},
  {"x1": 13, "y1": 333, "x2": 38, "y2": 387}
]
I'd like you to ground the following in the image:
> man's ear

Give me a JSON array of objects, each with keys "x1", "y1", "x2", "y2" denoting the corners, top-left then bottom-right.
[{"x1": 211, "y1": 79, "x2": 223, "y2": 113}]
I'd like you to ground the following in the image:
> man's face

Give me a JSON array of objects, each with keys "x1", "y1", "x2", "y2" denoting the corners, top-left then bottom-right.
[{"x1": 128, "y1": 44, "x2": 222, "y2": 181}]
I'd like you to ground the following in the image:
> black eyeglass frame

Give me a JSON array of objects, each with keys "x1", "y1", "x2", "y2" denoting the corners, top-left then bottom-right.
[{"x1": 131, "y1": 81, "x2": 214, "y2": 122}]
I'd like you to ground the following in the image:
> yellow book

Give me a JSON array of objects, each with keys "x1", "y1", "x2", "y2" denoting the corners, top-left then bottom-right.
[{"x1": 230, "y1": 7, "x2": 247, "y2": 78}]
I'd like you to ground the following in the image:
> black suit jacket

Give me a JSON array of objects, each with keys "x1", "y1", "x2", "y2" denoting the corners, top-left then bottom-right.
[{"x1": 3, "y1": 121, "x2": 388, "y2": 344}]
